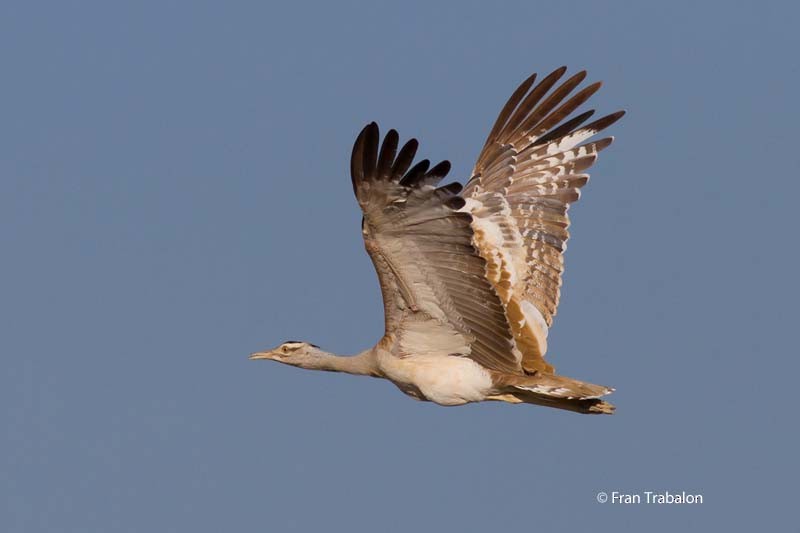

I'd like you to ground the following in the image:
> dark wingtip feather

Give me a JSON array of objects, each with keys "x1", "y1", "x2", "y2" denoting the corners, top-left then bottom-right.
[
  {"x1": 423, "y1": 160, "x2": 451, "y2": 186},
  {"x1": 522, "y1": 71, "x2": 539, "y2": 85},
  {"x1": 532, "y1": 109, "x2": 596, "y2": 146},
  {"x1": 554, "y1": 65, "x2": 568, "y2": 77},
  {"x1": 392, "y1": 138, "x2": 419, "y2": 180},
  {"x1": 361, "y1": 122, "x2": 380, "y2": 180},
  {"x1": 583, "y1": 80, "x2": 603, "y2": 96},
  {"x1": 482, "y1": 71, "x2": 539, "y2": 147},
  {"x1": 586, "y1": 110, "x2": 626, "y2": 132},
  {"x1": 437, "y1": 182, "x2": 463, "y2": 195},
  {"x1": 428, "y1": 159, "x2": 451, "y2": 176},
  {"x1": 399, "y1": 159, "x2": 431, "y2": 186},
  {"x1": 572, "y1": 70, "x2": 588, "y2": 84},
  {"x1": 444, "y1": 196, "x2": 466, "y2": 210},
  {"x1": 377, "y1": 129, "x2": 399, "y2": 178},
  {"x1": 350, "y1": 124, "x2": 371, "y2": 192},
  {"x1": 502, "y1": 67, "x2": 570, "y2": 141}
]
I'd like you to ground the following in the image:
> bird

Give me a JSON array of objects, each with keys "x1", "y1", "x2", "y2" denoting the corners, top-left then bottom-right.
[{"x1": 251, "y1": 67, "x2": 624, "y2": 414}]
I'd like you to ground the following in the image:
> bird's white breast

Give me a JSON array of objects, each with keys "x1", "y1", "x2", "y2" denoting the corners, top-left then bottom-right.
[{"x1": 378, "y1": 353, "x2": 494, "y2": 406}]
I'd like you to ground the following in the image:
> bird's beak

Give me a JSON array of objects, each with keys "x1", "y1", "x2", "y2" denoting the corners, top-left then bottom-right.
[{"x1": 249, "y1": 351, "x2": 273, "y2": 360}]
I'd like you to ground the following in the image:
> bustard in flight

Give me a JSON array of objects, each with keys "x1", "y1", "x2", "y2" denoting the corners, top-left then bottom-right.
[{"x1": 251, "y1": 67, "x2": 624, "y2": 414}]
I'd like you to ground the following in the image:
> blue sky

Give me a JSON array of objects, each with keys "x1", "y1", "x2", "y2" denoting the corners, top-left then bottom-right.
[{"x1": 2, "y1": 1, "x2": 798, "y2": 531}]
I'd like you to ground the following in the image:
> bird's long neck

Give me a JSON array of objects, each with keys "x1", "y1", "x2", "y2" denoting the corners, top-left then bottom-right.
[{"x1": 306, "y1": 348, "x2": 380, "y2": 377}]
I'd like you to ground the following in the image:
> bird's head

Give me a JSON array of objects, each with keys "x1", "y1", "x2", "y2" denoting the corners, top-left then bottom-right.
[{"x1": 249, "y1": 341, "x2": 323, "y2": 368}]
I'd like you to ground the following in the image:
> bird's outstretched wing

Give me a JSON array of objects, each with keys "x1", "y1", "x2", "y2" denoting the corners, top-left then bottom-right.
[
  {"x1": 351, "y1": 123, "x2": 522, "y2": 374},
  {"x1": 462, "y1": 67, "x2": 624, "y2": 374}
]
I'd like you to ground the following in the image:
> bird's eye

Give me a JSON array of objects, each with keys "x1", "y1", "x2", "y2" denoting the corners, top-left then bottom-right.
[{"x1": 281, "y1": 346, "x2": 290, "y2": 354}]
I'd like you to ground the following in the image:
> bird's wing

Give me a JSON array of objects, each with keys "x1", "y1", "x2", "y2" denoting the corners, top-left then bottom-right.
[
  {"x1": 352, "y1": 123, "x2": 523, "y2": 374},
  {"x1": 462, "y1": 67, "x2": 624, "y2": 374}
]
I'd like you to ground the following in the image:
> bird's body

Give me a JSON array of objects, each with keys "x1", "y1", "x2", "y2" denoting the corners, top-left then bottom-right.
[
  {"x1": 252, "y1": 67, "x2": 624, "y2": 414},
  {"x1": 376, "y1": 349, "x2": 494, "y2": 406}
]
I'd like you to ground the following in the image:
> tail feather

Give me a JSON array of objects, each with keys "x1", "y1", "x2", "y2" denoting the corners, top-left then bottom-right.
[
  {"x1": 492, "y1": 371, "x2": 616, "y2": 414},
  {"x1": 511, "y1": 373, "x2": 614, "y2": 400},
  {"x1": 517, "y1": 394, "x2": 616, "y2": 414}
]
